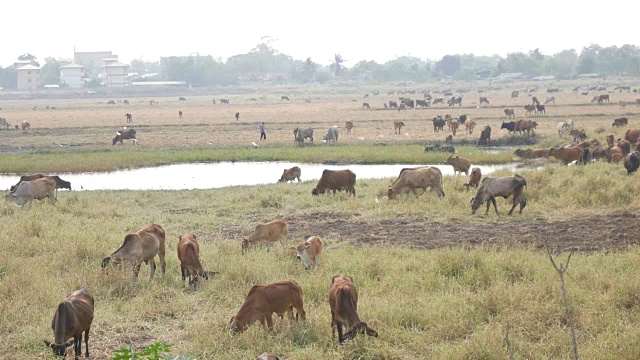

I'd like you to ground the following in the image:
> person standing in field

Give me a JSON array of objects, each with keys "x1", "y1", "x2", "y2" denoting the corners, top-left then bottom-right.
[{"x1": 259, "y1": 121, "x2": 266, "y2": 140}]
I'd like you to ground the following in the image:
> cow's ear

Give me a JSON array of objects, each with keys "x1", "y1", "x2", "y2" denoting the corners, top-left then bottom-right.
[
  {"x1": 304, "y1": 243, "x2": 311, "y2": 249},
  {"x1": 43, "y1": 340, "x2": 52, "y2": 348}
]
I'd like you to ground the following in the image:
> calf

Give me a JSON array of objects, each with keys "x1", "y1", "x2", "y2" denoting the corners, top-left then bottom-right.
[
  {"x1": 446, "y1": 155, "x2": 471, "y2": 175},
  {"x1": 291, "y1": 236, "x2": 323, "y2": 270},
  {"x1": 393, "y1": 121, "x2": 405, "y2": 134},
  {"x1": 242, "y1": 219, "x2": 288, "y2": 253},
  {"x1": 177, "y1": 233, "x2": 212, "y2": 288},
  {"x1": 101, "y1": 224, "x2": 166, "y2": 280},
  {"x1": 229, "y1": 279, "x2": 306, "y2": 333},
  {"x1": 278, "y1": 166, "x2": 301, "y2": 183},
  {"x1": 471, "y1": 175, "x2": 527, "y2": 216},
  {"x1": 345, "y1": 121, "x2": 354, "y2": 134},
  {"x1": 44, "y1": 289, "x2": 94, "y2": 359},
  {"x1": 329, "y1": 275, "x2": 378, "y2": 344},
  {"x1": 464, "y1": 167, "x2": 482, "y2": 190}
]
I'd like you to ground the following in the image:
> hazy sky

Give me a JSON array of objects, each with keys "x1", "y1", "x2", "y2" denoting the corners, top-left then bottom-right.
[{"x1": 2, "y1": 0, "x2": 638, "y2": 68}]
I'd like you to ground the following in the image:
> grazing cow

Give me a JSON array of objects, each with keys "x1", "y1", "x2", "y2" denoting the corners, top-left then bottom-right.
[
  {"x1": 125, "y1": 113, "x2": 132, "y2": 123},
  {"x1": 235, "y1": 112, "x2": 240, "y2": 121},
  {"x1": 446, "y1": 155, "x2": 471, "y2": 175},
  {"x1": 478, "y1": 126, "x2": 491, "y2": 146},
  {"x1": 458, "y1": 114, "x2": 468, "y2": 124},
  {"x1": 524, "y1": 104, "x2": 536, "y2": 116},
  {"x1": 513, "y1": 148, "x2": 549, "y2": 159},
  {"x1": 471, "y1": 175, "x2": 527, "y2": 215},
  {"x1": 388, "y1": 100, "x2": 398, "y2": 108},
  {"x1": 432, "y1": 116, "x2": 446, "y2": 132},
  {"x1": 394, "y1": 121, "x2": 405, "y2": 134},
  {"x1": 504, "y1": 108, "x2": 515, "y2": 119},
  {"x1": 581, "y1": 91, "x2": 589, "y2": 96},
  {"x1": 178, "y1": 97, "x2": 186, "y2": 101},
  {"x1": 535, "y1": 104, "x2": 545, "y2": 114},
  {"x1": 624, "y1": 153, "x2": 640, "y2": 175},
  {"x1": 323, "y1": 126, "x2": 339, "y2": 144},
  {"x1": 10, "y1": 174, "x2": 71, "y2": 192},
  {"x1": 294, "y1": 127, "x2": 314, "y2": 144},
  {"x1": 229, "y1": 280, "x2": 306, "y2": 333},
  {"x1": 363, "y1": 94, "x2": 369, "y2": 99},
  {"x1": 479, "y1": 97, "x2": 489, "y2": 105},
  {"x1": 242, "y1": 220, "x2": 288, "y2": 253},
  {"x1": 178, "y1": 110, "x2": 183, "y2": 118},
  {"x1": 388, "y1": 166, "x2": 445, "y2": 199},
  {"x1": 501, "y1": 121, "x2": 517, "y2": 134},
  {"x1": 532, "y1": 96, "x2": 540, "y2": 105},
  {"x1": 511, "y1": 91, "x2": 519, "y2": 98},
  {"x1": 548, "y1": 147, "x2": 584, "y2": 165},
  {"x1": 612, "y1": 117, "x2": 628, "y2": 127},
  {"x1": 0, "y1": 117, "x2": 9, "y2": 129},
  {"x1": 101, "y1": 224, "x2": 166, "y2": 280},
  {"x1": 329, "y1": 275, "x2": 378, "y2": 344},
  {"x1": 557, "y1": 121, "x2": 572, "y2": 137},
  {"x1": 625, "y1": 129, "x2": 640, "y2": 143},
  {"x1": 312, "y1": 169, "x2": 356, "y2": 197},
  {"x1": 569, "y1": 128, "x2": 587, "y2": 143},
  {"x1": 415, "y1": 99, "x2": 430, "y2": 108},
  {"x1": 281, "y1": 96, "x2": 290, "y2": 101},
  {"x1": 448, "y1": 96, "x2": 462, "y2": 107},
  {"x1": 361, "y1": 102, "x2": 370, "y2": 109},
  {"x1": 21, "y1": 121, "x2": 31, "y2": 133},
  {"x1": 398, "y1": 103, "x2": 407, "y2": 111},
  {"x1": 112, "y1": 128, "x2": 138, "y2": 145},
  {"x1": 44, "y1": 289, "x2": 94, "y2": 359},
  {"x1": 177, "y1": 233, "x2": 212, "y2": 287},
  {"x1": 278, "y1": 166, "x2": 302, "y2": 183},
  {"x1": 7, "y1": 177, "x2": 57, "y2": 207},
  {"x1": 464, "y1": 167, "x2": 482, "y2": 190},
  {"x1": 432, "y1": 97, "x2": 445, "y2": 105},
  {"x1": 345, "y1": 121, "x2": 354, "y2": 134},
  {"x1": 424, "y1": 144, "x2": 455, "y2": 153},
  {"x1": 547, "y1": 87, "x2": 560, "y2": 93},
  {"x1": 545, "y1": 96, "x2": 556, "y2": 104},
  {"x1": 465, "y1": 119, "x2": 477, "y2": 134},
  {"x1": 220, "y1": 98, "x2": 230, "y2": 104},
  {"x1": 107, "y1": 100, "x2": 116, "y2": 104},
  {"x1": 291, "y1": 236, "x2": 323, "y2": 270},
  {"x1": 598, "y1": 94, "x2": 610, "y2": 103}
]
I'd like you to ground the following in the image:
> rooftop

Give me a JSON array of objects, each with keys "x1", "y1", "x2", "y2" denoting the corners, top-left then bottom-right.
[
  {"x1": 60, "y1": 62, "x2": 85, "y2": 69},
  {"x1": 104, "y1": 61, "x2": 128, "y2": 67},
  {"x1": 16, "y1": 64, "x2": 41, "y2": 71}
]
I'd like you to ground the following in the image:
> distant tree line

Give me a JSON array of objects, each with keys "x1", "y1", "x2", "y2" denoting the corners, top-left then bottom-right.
[{"x1": 1, "y1": 43, "x2": 639, "y2": 89}]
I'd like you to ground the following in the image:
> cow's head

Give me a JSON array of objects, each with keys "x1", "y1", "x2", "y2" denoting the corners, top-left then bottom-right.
[
  {"x1": 59, "y1": 180, "x2": 71, "y2": 190},
  {"x1": 112, "y1": 132, "x2": 122, "y2": 145},
  {"x1": 241, "y1": 237, "x2": 251, "y2": 254},
  {"x1": 44, "y1": 339, "x2": 72, "y2": 357},
  {"x1": 228, "y1": 315, "x2": 247, "y2": 334},
  {"x1": 387, "y1": 188, "x2": 395, "y2": 199},
  {"x1": 331, "y1": 274, "x2": 354, "y2": 286},
  {"x1": 342, "y1": 321, "x2": 378, "y2": 342},
  {"x1": 101, "y1": 256, "x2": 114, "y2": 269},
  {"x1": 470, "y1": 196, "x2": 484, "y2": 214},
  {"x1": 311, "y1": 188, "x2": 322, "y2": 196},
  {"x1": 291, "y1": 242, "x2": 314, "y2": 269}
]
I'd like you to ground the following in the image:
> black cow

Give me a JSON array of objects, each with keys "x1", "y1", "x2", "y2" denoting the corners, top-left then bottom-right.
[{"x1": 501, "y1": 121, "x2": 517, "y2": 134}]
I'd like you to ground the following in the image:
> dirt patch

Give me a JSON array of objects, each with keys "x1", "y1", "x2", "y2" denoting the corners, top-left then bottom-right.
[{"x1": 287, "y1": 211, "x2": 640, "y2": 253}]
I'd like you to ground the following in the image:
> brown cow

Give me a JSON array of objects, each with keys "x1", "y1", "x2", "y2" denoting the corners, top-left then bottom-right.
[
  {"x1": 569, "y1": 128, "x2": 587, "y2": 143},
  {"x1": 7, "y1": 177, "x2": 57, "y2": 207},
  {"x1": 44, "y1": 289, "x2": 94, "y2": 358},
  {"x1": 256, "y1": 354, "x2": 281, "y2": 360},
  {"x1": 345, "y1": 121, "x2": 354, "y2": 134},
  {"x1": 524, "y1": 104, "x2": 536, "y2": 116},
  {"x1": 177, "y1": 233, "x2": 213, "y2": 288},
  {"x1": 312, "y1": 169, "x2": 356, "y2": 197},
  {"x1": 446, "y1": 155, "x2": 471, "y2": 175},
  {"x1": 464, "y1": 167, "x2": 482, "y2": 190},
  {"x1": 398, "y1": 103, "x2": 406, "y2": 111},
  {"x1": 617, "y1": 139, "x2": 632, "y2": 155},
  {"x1": 432, "y1": 97, "x2": 445, "y2": 105},
  {"x1": 548, "y1": 147, "x2": 584, "y2": 165},
  {"x1": 387, "y1": 166, "x2": 445, "y2": 199},
  {"x1": 329, "y1": 275, "x2": 378, "y2": 344},
  {"x1": 291, "y1": 236, "x2": 323, "y2": 270},
  {"x1": 242, "y1": 220, "x2": 288, "y2": 253},
  {"x1": 394, "y1": 121, "x2": 405, "y2": 134},
  {"x1": 624, "y1": 129, "x2": 640, "y2": 143},
  {"x1": 513, "y1": 148, "x2": 549, "y2": 159},
  {"x1": 478, "y1": 126, "x2": 491, "y2": 146},
  {"x1": 612, "y1": 117, "x2": 628, "y2": 127},
  {"x1": 101, "y1": 224, "x2": 166, "y2": 280},
  {"x1": 504, "y1": 108, "x2": 515, "y2": 119},
  {"x1": 21, "y1": 121, "x2": 31, "y2": 133},
  {"x1": 278, "y1": 166, "x2": 301, "y2": 183},
  {"x1": 465, "y1": 119, "x2": 477, "y2": 134},
  {"x1": 449, "y1": 119, "x2": 460, "y2": 136},
  {"x1": 516, "y1": 119, "x2": 538, "y2": 135},
  {"x1": 471, "y1": 175, "x2": 527, "y2": 215},
  {"x1": 611, "y1": 153, "x2": 624, "y2": 163},
  {"x1": 361, "y1": 102, "x2": 370, "y2": 110},
  {"x1": 229, "y1": 279, "x2": 306, "y2": 333},
  {"x1": 479, "y1": 97, "x2": 489, "y2": 105}
]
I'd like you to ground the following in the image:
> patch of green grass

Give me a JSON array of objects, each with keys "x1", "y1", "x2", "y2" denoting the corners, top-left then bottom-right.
[{"x1": 0, "y1": 144, "x2": 514, "y2": 173}]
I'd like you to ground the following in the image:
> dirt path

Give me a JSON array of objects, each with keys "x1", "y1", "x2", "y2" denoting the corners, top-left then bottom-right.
[{"x1": 285, "y1": 211, "x2": 640, "y2": 253}]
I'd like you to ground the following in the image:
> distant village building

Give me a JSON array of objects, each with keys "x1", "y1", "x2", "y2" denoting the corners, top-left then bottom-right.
[
  {"x1": 16, "y1": 64, "x2": 41, "y2": 91},
  {"x1": 13, "y1": 60, "x2": 32, "y2": 69},
  {"x1": 60, "y1": 63, "x2": 85, "y2": 89},
  {"x1": 74, "y1": 51, "x2": 114, "y2": 69},
  {"x1": 103, "y1": 61, "x2": 129, "y2": 87},
  {"x1": 495, "y1": 72, "x2": 524, "y2": 81}
]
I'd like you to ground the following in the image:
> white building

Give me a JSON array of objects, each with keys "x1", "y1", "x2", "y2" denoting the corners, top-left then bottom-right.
[
  {"x1": 102, "y1": 61, "x2": 129, "y2": 87},
  {"x1": 16, "y1": 64, "x2": 41, "y2": 91},
  {"x1": 60, "y1": 63, "x2": 85, "y2": 89}
]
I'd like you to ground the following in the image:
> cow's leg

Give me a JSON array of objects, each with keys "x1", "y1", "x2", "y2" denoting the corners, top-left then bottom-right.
[
  {"x1": 148, "y1": 259, "x2": 156, "y2": 279},
  {"x1": 336, "y1": 321, "x2": 344, "y2": 343},
  {"x1": 507, "y1": 196, "x2": 519, "y2": 215},
  {"x1": 266, "y1": 315, "x2": 274, "y2": 330},
  {"x1": 84, "y1": 328, "x2": 90, "y2": 358},
  {"x1": 331, "y1": 310, "x2": 337, "y2": 338},
  {"x1": 491, "y1": 197, "x2": 500, "y2": 216},
  {"x1": 181, "y1": 266, "x2": 186, "y2": 282}
]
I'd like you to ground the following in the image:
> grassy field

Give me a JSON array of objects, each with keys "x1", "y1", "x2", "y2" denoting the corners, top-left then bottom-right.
[
  {"x1": 0, "y1": 83, "x2": 639, "y2": 173},
  {"x1": 1, "y1": 163, "x2": 640, "y2": 359}
]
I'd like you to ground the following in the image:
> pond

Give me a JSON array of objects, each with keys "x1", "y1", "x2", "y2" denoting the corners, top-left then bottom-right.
[{"x1": 0, "y1": 162, "x2": 516, "y2": 191}]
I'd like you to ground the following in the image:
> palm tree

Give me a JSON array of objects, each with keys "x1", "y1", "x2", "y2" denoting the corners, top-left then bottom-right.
[{"x1": 330, "y1": 53, "x2": 346, "y2": 77}]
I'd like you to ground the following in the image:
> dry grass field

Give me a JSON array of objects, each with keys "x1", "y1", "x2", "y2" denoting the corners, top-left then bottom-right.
[{"x1": 2, "y1": 81, "x2": 640, "y2": 359}]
